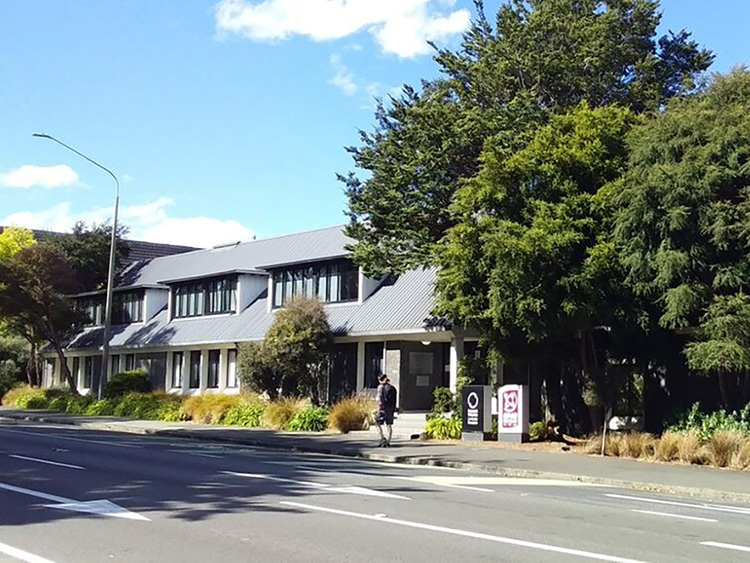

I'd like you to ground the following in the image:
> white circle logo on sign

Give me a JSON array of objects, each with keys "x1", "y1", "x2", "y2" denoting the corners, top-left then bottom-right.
[{"x1": 467, "y1": 391, "x2": 480, "y2": 410}]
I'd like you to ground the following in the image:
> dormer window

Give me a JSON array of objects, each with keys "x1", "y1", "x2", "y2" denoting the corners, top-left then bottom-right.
[
  {"x1": 113, "y1": 291, "x2": 144, "y2": 324},
  {"x1": 173, "y1": 276, "x2": 237, "y2": 318},
  {"x1": 272, "y1": 259, "x2": 358, "y2": 308}
]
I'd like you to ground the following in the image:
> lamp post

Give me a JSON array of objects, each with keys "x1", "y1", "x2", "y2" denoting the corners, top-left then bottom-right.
[{"x1": 33, "y1": 133, "x2": 119, "y2": 400}]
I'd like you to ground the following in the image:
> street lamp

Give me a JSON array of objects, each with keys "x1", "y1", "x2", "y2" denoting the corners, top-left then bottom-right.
[{"x1": 33, "y1": 133, "x2": 119, "y2": 400}]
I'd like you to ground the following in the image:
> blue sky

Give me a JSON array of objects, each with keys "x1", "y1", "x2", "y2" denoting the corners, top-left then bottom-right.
[{"x1": 1, "y1": 0, "x2": 747, "y2": 247}]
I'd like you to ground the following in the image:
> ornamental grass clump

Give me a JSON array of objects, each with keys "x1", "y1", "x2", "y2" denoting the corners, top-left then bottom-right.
[
  {"x1": 424, "y1": 417, "x2": 462, "y2": 440},
  {"x1": 262, "y1": 397, "x2": 308, "y2": 430},
  {"x1": 328, "y1": 396, "x2": 376, "y2": 433},
  {"x1": 181, "y1": 394, "x2": 247, "y2": 424},
  {"x1": 85, "y1": 399, "x2": 117, "y2": 416},
  {"x1": 2, "y1": 386, "x2": 44, "y2": 407},
  {"x1": 654, "y1": 431, "x2": 681, "y2": 462},
  {"x1": 706, "y1": 430, "x2": 745, "y2": 468},
  {"x1": 222, "y1": 403, "x2": 266, "y2": 427}
]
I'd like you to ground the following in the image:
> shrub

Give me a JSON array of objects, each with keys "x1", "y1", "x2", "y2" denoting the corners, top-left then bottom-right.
[
  {"x1": 706, "y1": 430, "x2": 745, "y2": 468},
  {"x1": 65, "y1": 395, "x2": 94, "y2": 415},
  {"x1": 2, "y1": 386, "x2": 44, "y2": 407},
  {"x1": 182, "y1": 394, "x2": 246, "y2": 424},
  {"x1": 427, "y1": 387, "x2": 456, "y2": 421},
  {"x1": 288, "y1": 406, "x2": 329, "y2": 432},
  {"x1": 529, "y1": 421, "x2": 548, "y2": 442},
  {"x1": 668, "y1": 403, "x2": 750, "y2": 442},
  {"x1": 262, "y1": 397, "x2": 307, "y2": 429},
  {"x1": 23, "y1": 394, "x2": 50, "y2": 409},
  {"x1": 328, "y1": 396, "x2": 376, "y2": 433},
  {"x1": 113, "y1": 392, "x2": 179, "y2": 420},
  {"x1": 156, "y1": 400, "x2": 183, "y2": 422},
  {"x1": 104, "y1": 370, "x2": 151, "y2": 398},
  {"x1": 424, "y1": 417, "x2": 462, "y2": 440},
  {"x1": 47, "y1": 395, "x2": 71, "y2": 412},
  {"x1": 222, "y1": 403, "x2": 266, "y2": 427},
  {"x1": 86, "y1": 399, "x2": 117, "y2": 416}
]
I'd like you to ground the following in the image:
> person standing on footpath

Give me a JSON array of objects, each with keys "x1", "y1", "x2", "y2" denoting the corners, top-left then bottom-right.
[{"x1": 375, "y1": 373, "x2": 397, "y2": 447}]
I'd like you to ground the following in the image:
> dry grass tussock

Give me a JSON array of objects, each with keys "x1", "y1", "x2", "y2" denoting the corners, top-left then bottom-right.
[
  {"x1": 182, "y1": 394, "x2": 252, "y2": 424},
  {"x1": 654, "y1": 431, "x2": 681, "y2": 462},
  {"x1": 2, "y1": 386, "x2": 44, "y2": 406},
  {"x1": 328, "y1": 395, "x2": 377, "y2": 433},
  {"x1": 706, "y1": 430, "x2": 745, "y2": 468},
  {"x1": 731, "y1": 439, "x2": 750, "y2": 470},
  {"x1": 262, "y1": 397, "x2": 308, "y2": 429}
]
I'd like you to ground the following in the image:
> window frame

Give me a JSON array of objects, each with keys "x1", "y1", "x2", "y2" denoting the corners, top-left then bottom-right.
[
  {"x1": 172, "y1": 276, "x2": 237, "y2": 319},
  {"x1": 271, "y1": 259, "x2": 358, "y2": 308}
]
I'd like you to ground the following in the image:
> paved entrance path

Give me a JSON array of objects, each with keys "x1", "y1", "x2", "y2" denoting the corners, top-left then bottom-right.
[{"x1": 2, "y1": 407, "x2": 749, "y2": 504}]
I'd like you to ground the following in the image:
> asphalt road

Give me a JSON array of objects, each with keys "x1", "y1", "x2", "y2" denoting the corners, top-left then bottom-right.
[{"x1": 1, "y1": 418, "x2": 749, "y2": 563}]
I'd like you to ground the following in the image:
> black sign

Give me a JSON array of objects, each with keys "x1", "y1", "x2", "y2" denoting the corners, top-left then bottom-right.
[{"x1": 462, "y1": 385, "x2": 491, "y2": 433}]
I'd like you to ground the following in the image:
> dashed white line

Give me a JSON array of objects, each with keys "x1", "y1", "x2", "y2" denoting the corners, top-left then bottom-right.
[
  {"x1": 169, "y1": 449, "x2": 222, "y2": 459},
  {"x1": 701, "y1": 541, "x2": 750, "y2": 553},
  {"x1": 0, "y1": 428, "x2": 140, "y2": 448},
  {"x1": 280, "y1": 501, "x2": 648, "y2": 563},
  {"x1": 631, "y1": 509, "x2": 717, "y2": 523},
  {"x1": 9, "y1": 455, "x2": 85, "y2": 470},
  {"x1": 0, "y1": 541, "x2": 58, "y2": 563},
  {"x1": 604, "y1": 493, "x2": 750, "y2": 516}
]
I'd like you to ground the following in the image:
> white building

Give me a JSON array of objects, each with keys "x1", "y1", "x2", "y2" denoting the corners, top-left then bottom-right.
[{"x1": 44, "y1": 225, "x2": 480, "y2": 411}]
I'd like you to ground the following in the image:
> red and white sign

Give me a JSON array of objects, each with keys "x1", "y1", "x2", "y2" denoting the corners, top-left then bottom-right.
[{"x1": 498, "y1": 384, "x2": 528, "y2": 436}]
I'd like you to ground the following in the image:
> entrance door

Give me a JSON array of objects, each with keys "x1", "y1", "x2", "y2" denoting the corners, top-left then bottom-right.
[{"x1": 399, "y1": 342, "x2": 447, "y2": 411}]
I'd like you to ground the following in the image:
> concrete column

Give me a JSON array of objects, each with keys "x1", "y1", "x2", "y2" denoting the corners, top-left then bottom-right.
[
  {"x1": 181, "y1": 352, "x2": 190, "y2": 395},
  {"x1": 165, "y1": 352, "x2": 173, "y2": 391},
  {"x1": 449, "y1": 337, "x2": 464, "y2": 393},
  {"x1": 219, "y1": 349, "x2": 229, "y2": 391},
  {"x1": 200, "y1": 349, "x2": 208, "y2": 392},
  {"x1": 356, "y1": 341, "x2": 365, "y2": 391}
]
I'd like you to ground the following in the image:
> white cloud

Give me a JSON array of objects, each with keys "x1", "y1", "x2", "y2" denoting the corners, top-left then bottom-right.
[
  {"x1": 215, "y1": 0, "x2": 470, "y2": 58},
  {"x1": 0, "y1": 164, "x2": 79, "y2": 189},
  {"x1": 328, "y1": 53, "x2": 357, "y2": 95},
  {"x1": 1, "y1": 198, "x2": 254, "y2": 248}
]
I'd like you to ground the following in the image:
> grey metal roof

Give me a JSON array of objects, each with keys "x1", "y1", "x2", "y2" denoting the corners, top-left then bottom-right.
[
  {"x1": 67, "y1": 267, "x2": 445, "y2": 350},
  {"x1": 118, "y1": 225, "x2": 353, "y2": 287}
]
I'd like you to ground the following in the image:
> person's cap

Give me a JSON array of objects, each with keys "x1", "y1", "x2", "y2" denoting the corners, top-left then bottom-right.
[{"x1": 378, "y1": 374, "x2": 388, "y2": 382}]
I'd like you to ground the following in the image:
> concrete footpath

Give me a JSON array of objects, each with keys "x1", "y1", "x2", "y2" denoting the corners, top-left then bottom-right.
[{"x1": 2, "y1": 407, "x2": 749, "y2": 504}]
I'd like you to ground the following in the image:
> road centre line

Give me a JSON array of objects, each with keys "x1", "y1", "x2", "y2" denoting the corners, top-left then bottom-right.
[
  {"x1": 630, "y1": 509, "x2": 717, "y2": 523},
  {"x1": 0, "y1": 541, "x2": 58, "y2": 563},
  {"x1": 605, "y1": 493, "x2": 750, "y2": 516},
  {"x1": 9, "y1": 454, "x2": 85, "y2": 470},
  {"x1": 280, "y1": 501, "x2": 648, "y2": 563},
  {"x1": 700, "y1": 541, "x2": 750, "y2": 553},
  {"x1": 168, "y1": 449, "x2": 223, "y2": 459},
  {"x1": 0, "y1": 428, "x2": 141, "y2": 448}
]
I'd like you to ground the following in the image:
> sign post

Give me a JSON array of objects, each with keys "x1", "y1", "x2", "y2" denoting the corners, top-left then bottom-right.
[
  {"x1": 461, "y1": 385, "x2": 492, "y2": 441},
  {"x1": 498, "y1": 384, "x2": 529, "y2": 443}
]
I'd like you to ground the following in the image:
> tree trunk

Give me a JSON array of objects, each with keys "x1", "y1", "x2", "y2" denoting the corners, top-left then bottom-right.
[
  {"x1": 52, "y1": 342, "x2": 77, "y2": 394},
  {"x1": 718, "y1": 371, "x2": 732, "y2": 411},
  {"x1": 742, "y1": 373, "x2": 750, "y2": 408}
]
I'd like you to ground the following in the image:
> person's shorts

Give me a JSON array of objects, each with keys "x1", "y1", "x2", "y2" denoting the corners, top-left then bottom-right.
[{"x1": 378, "y1": 411, "x2": 394, "y2": 425}]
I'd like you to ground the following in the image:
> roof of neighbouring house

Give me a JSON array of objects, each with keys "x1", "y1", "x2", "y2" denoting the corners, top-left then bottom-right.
[{"x1": 0, "y1": 226, "x2": 199, "y2": 264}]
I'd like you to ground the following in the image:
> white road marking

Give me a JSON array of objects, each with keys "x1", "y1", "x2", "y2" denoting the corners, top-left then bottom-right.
[
  {"x1": 396, "y1": 475, "x2": 604, "y2": 491},
  {"x1": 605, "y1": 493, "x2": 750, "y2": 516},
  {"x1": 0, "y1": 481, "x2": 150, "y2": 521},
  {"x1": 222, "y1": 471, "x2": 410, "y2": 500},
  {"x1": 0, "y1": 428, "x2": 140, "y2": 448},
  {"x1": 9, "y1": 454, "x2": 85, "y2": 470},
  {"x1": 631, "y1": 509, "x2": 718, "y2": 523},
  {"x1": 701, "y1": 541, "x2": 750, "y2": 553},
  {"x1": 168, "y1": 449, "x2": 222, "y2": 459},
  {"x1": 280, "y1": 501, "x2": 648, "y2": 563},
  {"x1": 0, "y1": 541, "x2": 58, "y2": 563}
]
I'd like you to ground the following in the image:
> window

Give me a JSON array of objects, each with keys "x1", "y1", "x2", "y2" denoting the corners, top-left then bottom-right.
[
  {"x1": 272, "y1": 260, "x2": 358, "y2": 307},
  {"x1": 171, "y1": 352, "x2": 184, "y2": 389},
  {"x1": 110, "y1": 354, "x2": 120, "y2": 375},
  {"x1": 83, "y1": 357, "x2": 94, "y2": 388},
  {"x1": 78, "y1": 297, "x2": 104, "y2": 326},
  {"x1": 125, "y1": 354, "x2": 136, "y2": 371},
  {"x1": 45, "y1": 359, "x2": 56, "y2": 387},
  {"x1": 173, "y1": 277, "x2": 237, "y2": 319},
  {"x1": 365, "y1": 342, "x2": 384, "y2": 389},
  {"x1": 189, "y1": 351, "x2": 201, "y2": 389},
  {"x1": 227, "y1": 350, "x2": 238, "y2": 388},
  {"x1": 207, "y1": 350, "x2": 220, "y2": 389},
  {"x1": 113, "y1": 291, "x2": 144, "y2": 324}
]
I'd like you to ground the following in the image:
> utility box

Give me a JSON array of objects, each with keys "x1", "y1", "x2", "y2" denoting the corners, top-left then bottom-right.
[
  {"x1": 498, "y1": 384, "x2": 529, "y2": 443},
  {"x1": 461, "y1": 385, "x2": 492, "y2": 441}
]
